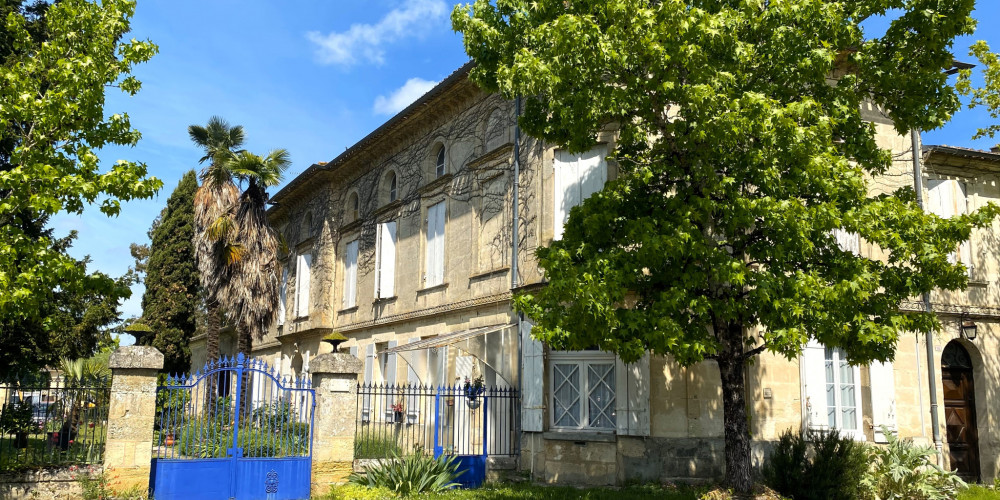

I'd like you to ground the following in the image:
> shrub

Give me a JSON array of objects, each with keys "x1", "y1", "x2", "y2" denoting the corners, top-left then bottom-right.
[
  {"x1": 348, "y1": 450, "x2": 460, "y2": 496},
  {"x1": 761, "y1": 429, "x2": 868, "y2": 500},
  {"x1": 860, "y1": 429, "x2": 966, "y2": 500}
]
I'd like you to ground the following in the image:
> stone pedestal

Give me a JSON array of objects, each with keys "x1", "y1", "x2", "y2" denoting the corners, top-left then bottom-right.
[
  {"x1": 310, "y1": 352, "x2": 363, "y2": 496},
  {"x1": 103, "y1": 346, "x2": 163, "y2": 492}
]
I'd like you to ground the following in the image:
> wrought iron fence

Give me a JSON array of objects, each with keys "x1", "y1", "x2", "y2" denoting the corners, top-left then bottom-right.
[
  {"x1": 0, "y1": 377, "x2": 110, "y2": 471},
  {"x1": 153, "y1": 356, "x2": 314, "y2": 460},
  {"x1": 355, "y1": 383, "x2": 518, "y2": 459}
]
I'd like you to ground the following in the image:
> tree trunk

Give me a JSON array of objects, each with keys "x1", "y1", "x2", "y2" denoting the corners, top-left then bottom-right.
[
  {"x1": 204, "y1": 301, "x2": 221, "y2": 417},
  {"x1": 236, "y1": 324, "x2": 253, "y2": 418},
  {"x1": 718, "y1": 324, "x2": 753, "y2": 495}
]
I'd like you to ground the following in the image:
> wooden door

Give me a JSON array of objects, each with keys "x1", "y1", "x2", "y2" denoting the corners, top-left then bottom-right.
[{"x1": 942, "y1": 342, "x2": 980, "y2": 482}]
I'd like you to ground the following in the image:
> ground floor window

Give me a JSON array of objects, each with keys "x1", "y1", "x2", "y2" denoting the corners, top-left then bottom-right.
[
  {"x1": 550, "y1": 352, "x2": 616, "y2": 431},
  {"x1": 824, "y1": 346, "x2": 861, "y2": 433}
]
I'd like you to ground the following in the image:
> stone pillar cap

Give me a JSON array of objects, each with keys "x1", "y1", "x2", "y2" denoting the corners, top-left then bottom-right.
[
  {"x1": 110, "y1": 346, "x2": 164, "y2": 370},
  {"x1": 310, "y1": 352, "x2": 363, "y2": 375}
]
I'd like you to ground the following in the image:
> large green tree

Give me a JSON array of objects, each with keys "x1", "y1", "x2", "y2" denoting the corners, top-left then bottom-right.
[
  {"x1": 0, "y1": 0, "x2": 159, "y2": 377},
  {"x1": 455, "y1": 0, "x2": 999, "y2": 492},
  {"x1": 139, "y1": 170, "x2": 200, "y2": 374}
]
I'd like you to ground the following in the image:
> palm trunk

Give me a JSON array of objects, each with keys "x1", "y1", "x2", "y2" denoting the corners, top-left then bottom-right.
[
  {"x1": 718, "y1": 323, "x2": 753, "y2": 495},
  {"x1": 236, "y1": 324, "x2": 253, "y2": 420},
  {"x1": 204, "y1": 302, "x2": 221, "y2": 417}
]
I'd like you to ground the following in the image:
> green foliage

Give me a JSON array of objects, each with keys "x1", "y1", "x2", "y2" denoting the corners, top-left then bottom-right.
[
  {"x1": 140, "y1": 170, "x2": 200, "y2": 374},
  {"x1": 171, "y1": 397, "x2": 309, "y2": 459},
  {"x1": 0, "y1": 0, "x2": 160, "y2": 378},
  {"x1": 354, "y1": 430, "x2": 403, "y2": 459},
  {"x1": 348, "y1": 450, "x2": 461, "y2": 496},
  {"x1": 0, "y1": 400, "x2": 36, "y2": 434},
  {"x1": 326, "y1": 482, "x2": 715, "y2": 499},
  {"x1": 959, "y1": 485, "x2": 1000, "y2": 500},
  {"x1": 860, "y1": 429, "x2": 966, "y2": 500},
  {"x1": 454, "y1": 0, "x2": 999, "y2": 492},
  {"x1": 957, "y1": 41, "x2": 1000, "y2": 148},
  {"x1": 762, "y1": 430, "x2": 868, "y2": 500}
]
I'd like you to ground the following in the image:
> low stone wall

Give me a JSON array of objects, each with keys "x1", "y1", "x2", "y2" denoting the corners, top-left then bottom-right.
[
  {"x1": 0, "y1": 466, "x2": 101, "y2": 500},
  {"x1": 521, "y1": 433, "x2": 776, "y2": 487}
]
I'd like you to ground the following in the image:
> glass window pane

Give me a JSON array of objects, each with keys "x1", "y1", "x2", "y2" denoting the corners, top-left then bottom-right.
[
  {"x1": 587, "y1": 363, "x2": 615, "y2": 429},
  {"x1": 553, "y1": 364, "x2": 580, "y2": 427},
  {"x1": 825, "y1": 348, "x2": 836, "y2": 427}
]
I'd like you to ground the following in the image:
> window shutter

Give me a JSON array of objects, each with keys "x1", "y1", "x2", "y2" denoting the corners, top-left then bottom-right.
[
  {"x1": 956, "y1": 182, "x2": 973, "y2": 269},
  {"x1": 801, "y1": 340, "x2": 828, "y2": 433},
  {"x1": 615, "y1": 353, "x2": 650, "y2": 436},
  {"x1": 425, "y1": 203, "x2": 445, "y2": 286},
  {"x1": 833, "y1": 229, "x2": 860, "y2": 255},
  {"x1": 406, "y1": 337, "x2": 422, "y2": 420},
  {"x1": 929, "y1": 179, "x2": 971, "y2": 270},
  {"x1": 578, "y1": 145, "x2": 608, "y2": 203},
  {"x1": 428, "y1": 347, "x2": 441, "y2": 387},
  {"x1": 344, "y1": 240, "x2": 358, "y2": 308},
  {"x1": 553, "y1": 146, "x2": 607, "y2": 241},
  {"x1": 870, "y1": 360, "x2": 897, "y2": 442},
  {"x1": 377, "y1": 222, "x2": 396, "y2": 297},
  {"x1": 362, "y1": 344, "x2": 375, "y2": 422},
  {"x1": 295, "y1": 254, "x2": 312, "y2": 317},
  {"x1": 520, "y1": 319, "x2": 545, "y2": 432},
  {"x1": 278, "y1": 267, "x2": 288, "y2": 325},
  {"x1": 384, "y1": 341, "x2": 398, "y2": 419}
]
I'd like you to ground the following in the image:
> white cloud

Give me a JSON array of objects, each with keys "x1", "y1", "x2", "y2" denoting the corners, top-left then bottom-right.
[
  {"x1": 373, "y1": 77, "x2": 439, "y2": 115},
  {"x1": 306, "y1": 0, "x2": 447, "y2": 66}
]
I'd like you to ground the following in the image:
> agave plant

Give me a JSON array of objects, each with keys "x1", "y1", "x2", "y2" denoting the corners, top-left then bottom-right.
[{"x1": 348, "y1": 449, "x2": 460, "y2": 496}]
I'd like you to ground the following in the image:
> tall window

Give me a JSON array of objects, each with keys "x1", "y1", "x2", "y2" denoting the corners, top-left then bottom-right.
[
  {"x1": 553, "y1": 145, "x2": 607, "y2": 240},
  {"x1": 927, "y1": 179, "x2": 972, "y2": 272},
  {"x1": 824, "y1": 347, "x2": 860, "y2": 433},
  {"x1": 387, "y1": 171, "x2": 398, "y2": 202},
  {"x1": 435, "y1": 146, "x2": 446, "y2": 177},
  {"x1": 375, "y1": 221, "x2": 396, "y2": 298},
  {"x1": 343, "y1": 240, "x2": 359, "y2": 308},
  {"x1": 424, "y1": 202, "x2": 446, "y2": 286},
  {"x1": 347, "y1": 192, "x2": 359, "y2": 222},
  {"x1": 550, "y1": 352, "x2": 616, "y2": 431},
  {"x1": 294, "y1": 252, "x2": 312, "y2": 318}
]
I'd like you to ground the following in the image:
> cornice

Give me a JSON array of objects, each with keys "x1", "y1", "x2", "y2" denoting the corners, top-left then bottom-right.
[{"x1": 335, "y1": 291, "x2": 514, "y2": 334}]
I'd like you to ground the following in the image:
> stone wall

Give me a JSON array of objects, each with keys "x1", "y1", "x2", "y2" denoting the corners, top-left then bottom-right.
[{"x1": 0, "y1": 467, "x2": 100, "y2": 500}]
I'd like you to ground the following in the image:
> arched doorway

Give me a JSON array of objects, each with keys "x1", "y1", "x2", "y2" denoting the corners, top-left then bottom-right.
[{"x1": 942, "y1": 341, "x2": 980, "y2": 482}]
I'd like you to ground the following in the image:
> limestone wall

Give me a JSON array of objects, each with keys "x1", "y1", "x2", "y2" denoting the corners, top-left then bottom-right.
[{"x1": 0, "y1": 467, "x2": 101, "y2": 500}]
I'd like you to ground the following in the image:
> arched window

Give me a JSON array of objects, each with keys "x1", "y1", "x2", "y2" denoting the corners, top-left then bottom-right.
[
  {"x1": 435, "y1": 146, "x2": 446, "y2": 177},
  {"x1": 388, "y1": 171, "x2": 398, "y2": 202},
  {"x1": 347, "y1": 191, "x2": 359, "y2": 222}
]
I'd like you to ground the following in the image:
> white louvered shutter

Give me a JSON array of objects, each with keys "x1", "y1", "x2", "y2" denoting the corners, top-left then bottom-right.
[
  {"x1": 927, "y1": 179, "x2": 971, "y2": 268},
  {"x1": 362, "y1": 344, "x2": 375, "y2": 422},
  {"x1": 294, "y1": 253, "x2": 312, "y2": 318},
  {"x1": 578, "y1": 145, "x2": 608, "y2": 203},
  {"x1": 425, "y1": 202, "x2": 445, "y2": 286},
  {"x1": 344, "y1": 240, "x2": 358, "y2": 308},
  {"x1": 520, "y1": 319, "x2": 544, "y2": 432},
  {"x1": 384, "y1": 340, "x2": 398, "y2": 420},
  {"x1": 801, "y1": 340, "x2": 828, "y2": 432},
  {"x1": 870, "y1": 360, "x2": 897, "y2": 442},
  {"x1": 377, "y1": 222, "x2": 396, "y2": 298},
  {"x1": 406, "y1": 338, "x2": 422, "y2": 420},
  {"x1": 553, "y1": 146, "x2": 607, "y2": 241},
  {"x1": 278, "y1": 267, "x2": 288, "y2": 325},
  {"x1": 614, "y1": 353, "x2": 651, "y2": 436},
  {"x1": 833, "y1": 228, "x2": 860, "y2": 255}
]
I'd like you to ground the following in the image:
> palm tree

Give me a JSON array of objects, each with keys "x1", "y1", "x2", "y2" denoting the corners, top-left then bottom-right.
[
  {"x1": 221, "y1": 149, "x2": 290, "y2": 359},
  {"x1": 188, "y1": 117, "x2": 244, "y2": 374}
]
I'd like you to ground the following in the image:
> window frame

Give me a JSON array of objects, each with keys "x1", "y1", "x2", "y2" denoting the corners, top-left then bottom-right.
[
  {"x1": 294, "y1": 252, "x2": 312, "y2": 318},
  {"x1": 823, "y1": 346, "x2": 864, "y2": 440},
  {"x1": 343, "y1": 239, "x2": 359, "y2": 308},
  {"x1": 548, "y1": 351, "x2": 617, "y2": 432},
  {"x1": 424, "y1": 201, "x2": 446, "y2": 287},
  {"x1": 435, "y1": 146, "x2": 446, "y2": 177},
  {"x1": 388, "y1": 171, "x2": 398, "y2": 202}
]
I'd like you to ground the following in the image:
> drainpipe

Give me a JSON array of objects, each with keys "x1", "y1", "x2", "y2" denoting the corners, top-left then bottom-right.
[
  {"x1": 512, "y1": 95, "x2": 523, "y2": 458},
  {"x1": 911, "y1": 128, "x2": 944, "y2": 462}
]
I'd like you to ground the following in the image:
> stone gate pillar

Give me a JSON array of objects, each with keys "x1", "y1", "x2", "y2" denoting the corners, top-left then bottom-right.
[
  {"x1": 104, "y1": 346, "x2": 163, "y2": 492},
  {"x1": 310, "y1": 352, "x2": 363, "y2": 496}
]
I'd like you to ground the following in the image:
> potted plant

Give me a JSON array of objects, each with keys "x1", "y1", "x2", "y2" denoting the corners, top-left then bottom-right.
[
  {"x1": 0, "y1": 400, "x2": 35, "y2": 449},
  {"x1": 390, "y1": 401, "x2": 404, "y2": 423},
  {"x1": 463, "y1": 376, "x2": 486, "y2": 409}
]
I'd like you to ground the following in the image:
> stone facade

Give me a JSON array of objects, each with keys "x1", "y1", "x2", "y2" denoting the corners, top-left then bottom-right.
[
  {"x1": 310, "y1": 353, "x2": 363, "y2": 495},
  {"x1": 104, "y1": 346, "x2": 162, "y2": 492},
  {"x1": 0, "y1": 467, "x2": 101, "y2": 500},
  {"x1": 188, "y1": 64, "x2": 1000, "y2": 486}
]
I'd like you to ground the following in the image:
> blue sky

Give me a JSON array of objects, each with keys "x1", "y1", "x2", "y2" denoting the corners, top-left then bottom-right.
[{"x1": 49, "y1": 1, "x2": 1000, "y2": 334}]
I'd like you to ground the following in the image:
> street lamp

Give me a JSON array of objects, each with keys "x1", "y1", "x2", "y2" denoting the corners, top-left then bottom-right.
[{"x1": 960, "y1": 312, "x2": 978, "y2": 341}]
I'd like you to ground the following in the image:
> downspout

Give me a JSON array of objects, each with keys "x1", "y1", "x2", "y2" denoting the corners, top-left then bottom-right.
[
  {"x1": 512, "y1": 95, "x2": 523, "y2": 460},
  {"x1": 911, "y1": 128, "x2": 944, "y2": 462}
]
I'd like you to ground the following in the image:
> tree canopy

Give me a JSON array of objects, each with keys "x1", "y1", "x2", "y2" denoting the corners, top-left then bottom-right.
[
  {"x1": 139, "y1": 170, "x2": 200, "y2": 374},
  {"x1": 454, "y1": 0, "x2": 999, "y2": 492},
  {"x1": 0, "y1": 0, "x2": 159, "y2": 377}
]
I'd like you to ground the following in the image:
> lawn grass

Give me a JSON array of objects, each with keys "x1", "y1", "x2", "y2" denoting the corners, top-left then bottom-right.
[
  {"x1": 324, "y1": 483, "x2": 716, "y2": 500},
  {"x1": 959, "y1": 485, "x2": 1000, "y2": 500}
]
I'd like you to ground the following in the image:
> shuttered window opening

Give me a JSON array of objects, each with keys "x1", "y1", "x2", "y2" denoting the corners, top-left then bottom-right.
[
  {"x1": 550, "y1": 352, "x2": 616, "y2": 431},
  {"x1": 375, "y1": 221, "x2": 397, "y2": 298},
  {"x1": 553, "y1": 145, "x2": 608, "y2": 241},
  {"x1": 801, "y1": 340, "x2": 874, "y2": 441},
  {"x1": 278, "y1": 267, "x2": 288, "y2": 326},
  {"x1": 343, "y1": 240, "x2": 359, "y2": 308},
  {"x1": 294, "y1": 253, "x2": 312, "y2": 318},
  {"x1": 927, "y1": 178, "x2": 973, "y2": 274},
  {"x1": 425, "y1": 202, "x2": 446, "y2": 287}
]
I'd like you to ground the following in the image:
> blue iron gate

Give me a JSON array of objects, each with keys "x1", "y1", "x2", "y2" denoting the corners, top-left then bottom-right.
[
  {"x1": 433, "y1": 385, "x2": 491, "y2": 489},
  {"x1": 151, "y1": 354, "x2": 315, "y2": 500}
]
